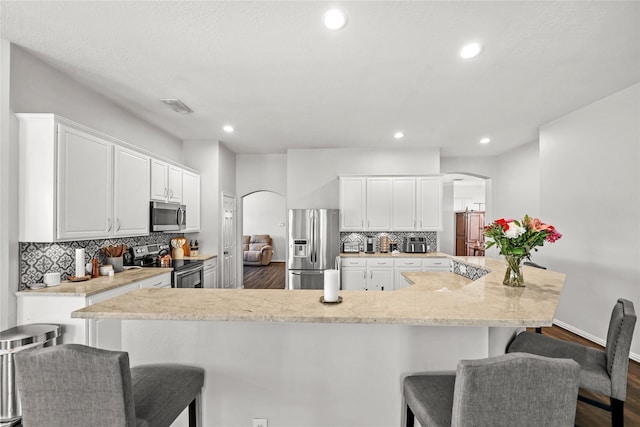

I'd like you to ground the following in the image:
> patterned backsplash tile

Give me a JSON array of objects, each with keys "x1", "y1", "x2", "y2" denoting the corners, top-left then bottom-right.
[
  {"x1": 451, "y1": 260, "x2": 489, "y2": 281},
  {"x1": 19, "y1": 233, "x2": 195, "y2": 290},
  {"x1": 339, "y1": 231, "x2": 438, "y2": 253}
]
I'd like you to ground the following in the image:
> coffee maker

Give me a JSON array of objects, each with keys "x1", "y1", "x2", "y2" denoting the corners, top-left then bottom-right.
[{"x1": 365, "y1": 237, "x2": 375, "y2": 253}]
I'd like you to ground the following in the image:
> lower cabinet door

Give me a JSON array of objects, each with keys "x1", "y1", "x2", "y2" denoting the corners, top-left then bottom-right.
[
  {"x1": 341, "y1": 268, "x2": 367, "y2": 290},
  {"x1": 368, "y1": 268, "x2": 394, "y2": 291}
]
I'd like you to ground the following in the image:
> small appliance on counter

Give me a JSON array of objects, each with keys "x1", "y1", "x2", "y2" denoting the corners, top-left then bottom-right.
[
  {"x1": 342, "y1": 242, "x2": 359, "y2": 253},
  {"x1": 404, "y1": 237, "x2": 427, "y2": 253},
  {"x1": 379, "y1": 235, "x2": 390, "y2": 253},
  {"x1": 365, "y1": 237, "x2": 375, "y2": 254}
]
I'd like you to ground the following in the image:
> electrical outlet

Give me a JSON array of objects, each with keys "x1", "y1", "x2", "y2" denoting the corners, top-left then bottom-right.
[{"x1": 253, "y1": 418, "x2": 268, "y2": 427}]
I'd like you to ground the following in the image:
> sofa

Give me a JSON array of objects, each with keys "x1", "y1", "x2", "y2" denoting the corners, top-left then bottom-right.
[{"x1": 243, "y1": 235, "x2": 274, "y2": 266}]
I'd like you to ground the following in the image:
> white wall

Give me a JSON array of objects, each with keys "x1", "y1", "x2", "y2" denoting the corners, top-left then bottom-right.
[
  {"x1": 539, "y1": 83, "x2": 640, "y2": 358},
  {"x1": 492, "y1": 141, "x2": 540, "y2": 220},
  {"x1": 441, "y1": 182, "x2": 455, "y2": 255},
  {"x1": 287, "y1": 147, "x2": 440, "y2": 209},
  {"x1": 10, "y1": 46, "x2": 182, "y2": 160},
  {"x1": 182, "y1": 140, "x2": 220, "y2": 256},
  {"x1": 236, "y1": 154, "x2": 287, "y2": 197},
  {"x1": 441, "y1": 156, "x2": 496, "y2": 222},
  {"x1": 243, "y1": 192, "x2": 286, "y2": 262},
  {"x1": 453, "y1": 181, "x2": 485, "y2": 211},
  {"x1": 0, "y1": 39, "x2": 18, "y2": 330}
]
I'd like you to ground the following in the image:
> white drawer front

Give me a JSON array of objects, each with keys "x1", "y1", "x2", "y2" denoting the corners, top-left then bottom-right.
[
  {"x1": 422, "y1": 258, "x2": 450, "y2": 269},
  {"x1": 394, "y1": 258, "x2": 420, "y2": 267},
  {"x1": 366, "y1": 258, "x2": 394, "y2": 267},
  {"x1": 341, "y1": 258, "x2": 367, "y2": 267}
]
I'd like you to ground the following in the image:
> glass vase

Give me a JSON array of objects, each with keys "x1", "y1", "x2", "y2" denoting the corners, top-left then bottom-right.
[{"x1": 503, "y1": 255, "x2": 525, "y2": 287}]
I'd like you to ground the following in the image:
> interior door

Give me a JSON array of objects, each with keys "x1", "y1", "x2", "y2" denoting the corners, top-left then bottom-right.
[{"x1": 222, "y1": 194, "x2": 236, "y2": 288}]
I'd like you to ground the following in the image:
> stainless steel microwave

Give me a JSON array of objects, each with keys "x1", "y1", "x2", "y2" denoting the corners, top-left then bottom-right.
[{"x1": 150, "y1": 201, "x2": 186, "y2": 232}]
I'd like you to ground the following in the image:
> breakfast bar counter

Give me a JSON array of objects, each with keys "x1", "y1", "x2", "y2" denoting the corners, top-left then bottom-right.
[
  {"x1": 72, "y1": 256, "x2": 564, "y2": 327},
  {"x1": 70, "y1": 256, "x2": 566, "y2": 427}
]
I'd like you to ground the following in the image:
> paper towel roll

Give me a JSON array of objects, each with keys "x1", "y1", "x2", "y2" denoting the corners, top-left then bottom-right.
[
  {"x1": 75, "y1": 248, "x2": 85, "y2": 278},
  {"x1": 324, "y1": 269, "x2": 339, "y2": 302}
]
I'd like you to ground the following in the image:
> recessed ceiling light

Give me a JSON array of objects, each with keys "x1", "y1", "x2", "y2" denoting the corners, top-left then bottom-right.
[
  {"x1": 160, "y1": 99, "x2": 193, "y2": 114},
  {"x1": 323, "y1": 9, "x2": 347, "y2": 30},
  {"x1": 394, "y1": 132, "x2": 405, "y2": 139},
  {"x1": 480, "y1": 137, "x2": 491, "y2": 144},
  {"x1": 223, "y1": 125, "x2": 234, "y2": 133},
  {"x1": 459, "y1": 42, "x2": 482, "y2": 59}
]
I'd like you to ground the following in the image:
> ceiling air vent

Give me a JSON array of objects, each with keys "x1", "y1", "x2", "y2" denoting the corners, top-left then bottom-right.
[{"x1": 160, "y1": 99, "x2": 193, "y2": 114}]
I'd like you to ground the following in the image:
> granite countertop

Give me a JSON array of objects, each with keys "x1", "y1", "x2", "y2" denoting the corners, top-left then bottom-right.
[
  {"x1": 16, "y1": 268, "x2": 173, "y2": 297},
  {"x1": 340, "y1": 252, "x2": 449, "y2": 258},
  {"x1": 72, "y1": 256, "x2": 566, "y2": 327},
  {"x1": 182, "y1": 253, "x2": 216, "y2": 261}
]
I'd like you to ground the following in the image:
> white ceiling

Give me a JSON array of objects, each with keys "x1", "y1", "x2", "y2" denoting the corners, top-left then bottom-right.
[{"x1": 2, "y1": 1, "x2": 639, "y2": 156}]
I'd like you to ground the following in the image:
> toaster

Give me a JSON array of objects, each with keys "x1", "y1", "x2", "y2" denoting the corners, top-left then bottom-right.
[
  {"x1": 404, "y1": 237, "x2": 427, "y2": 253},
  {"x1": 343, "y1": 242, "x2": 360, "y2": 253}
]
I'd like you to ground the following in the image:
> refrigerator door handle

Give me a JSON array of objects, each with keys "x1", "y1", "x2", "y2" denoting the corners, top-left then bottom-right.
[{"x1": 310, "y1": 211, "x2": 317, "y2": 264}]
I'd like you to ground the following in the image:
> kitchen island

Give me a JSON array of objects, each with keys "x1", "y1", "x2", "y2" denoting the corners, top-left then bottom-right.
[{"x1": 72, "y1": 256, "x2": 565, "y2": 427}]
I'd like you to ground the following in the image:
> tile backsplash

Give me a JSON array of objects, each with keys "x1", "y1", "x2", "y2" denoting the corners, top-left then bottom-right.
[
  {"x1": 339, "y1": 231, "x2": 437, "y2": 253},
  {"x1": 19, "y1": 233, "x2": 194, "y2": 290}
]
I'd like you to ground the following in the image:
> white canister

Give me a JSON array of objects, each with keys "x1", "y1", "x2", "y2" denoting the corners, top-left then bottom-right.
[
  {"x1": 43, "y1": 272, "x2": 61, "y2": 287},
  {"x1": 323, "y1": 269, "x2": 340, "y2": 302}
]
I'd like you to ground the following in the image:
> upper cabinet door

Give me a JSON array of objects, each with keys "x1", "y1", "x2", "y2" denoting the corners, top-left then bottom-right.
[
  {"x1": 167, "y1": 165, "x2": 183, "y2": 203},
  {"x1": 366, "y1": 178, "x2": 392, "y2": 230},
  {"x1": 57, "y1": 124, "x2": 113, "y2": 240},
  {"x1": 416, "y1": 177, "x2": 443, "y2": 230},
  {"x1": 182, "y1": 170, "x2": 201, "y2": 232},
  {"x1": 391, "y1": 177, "x2": 416, "y2": 230},
  {"x1": 114, "y1": 147, "x2": 149, "y2": 237},
  {"x1": 339, "y1": 177, "x2": 366, "y2": 231},
  {"x1": 150, "y1": 159, "x2": 168, "y2": 201}
]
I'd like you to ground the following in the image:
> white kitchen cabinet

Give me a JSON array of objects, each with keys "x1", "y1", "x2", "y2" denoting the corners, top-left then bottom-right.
[
  {"x1": 366, "y1": 258, "x2": 394, "y2": 291},
  {"x1": 422, "y1": 258, "x2": 451, "y2": 272},
  {"x1": 203, "y1": 258, "x2": 217, "y2": 288},
  {"x1": 339, "y1": 177, "x2": 366, "y2": 231},
  {"x1": 150, "y1": 159, "x2": 183, "y2": 203},
  {"x1": 182, "y1": 169, "x2": 201, "y2": 232},
  {"x1": 341, "y1": 258, "x2": 367, "y2": 290},
  {"x1": 114, "y1": 146, "x2": 150, "y2": 237},
  {"x1": 391, "y1": 177, "x2": 416, "y2": 230},
  {"x1": 339, "y1": 175, "x2": 442, "y2": 232},
  {"x1": 16, "y1": 273, "x2": 171, "y2": 351},
  {"x1": 394, "y1": 258, "x2": 422, "y2": 290},
  {"x1": 57, "y1": 123, "x2": 114, "y2": 240},
  {"x1": 416, "y1": 177, "x2": 443, "y2": 230},
  {"x1": 366, "y1": 178, "x2": 392, "y2": 230}
]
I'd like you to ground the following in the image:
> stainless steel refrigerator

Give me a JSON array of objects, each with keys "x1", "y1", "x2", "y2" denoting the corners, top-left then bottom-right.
[{"x1": 287, "y1": 209, "x2": 340, "y2": 290}]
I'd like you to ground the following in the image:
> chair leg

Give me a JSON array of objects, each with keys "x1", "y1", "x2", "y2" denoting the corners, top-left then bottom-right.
[
  {"x1": 406, "y1": 404, "x2": 414, "y2": 427},
  {"x1": 611, "y1": 398, "x2": 624, "y2": 427},
  {"x1": 189, "y1": 398, "x2": 197, "y2": 427}
]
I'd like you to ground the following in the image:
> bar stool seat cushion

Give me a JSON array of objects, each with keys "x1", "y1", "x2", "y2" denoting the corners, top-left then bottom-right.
[{"x1": 132, "y1": 364, "x2": 204, "y2": 427}]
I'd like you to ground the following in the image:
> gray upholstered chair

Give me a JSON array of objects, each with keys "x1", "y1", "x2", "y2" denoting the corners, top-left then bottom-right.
[
  {"x1": 403, "y1": 352, "x2": 581, "y2": 427},
  {"x1": 508, "y1": 298, "x2": 636, "y2": 427},
  {"x1": 15, "y1": 344, "x2": 205, "y2": 427}
]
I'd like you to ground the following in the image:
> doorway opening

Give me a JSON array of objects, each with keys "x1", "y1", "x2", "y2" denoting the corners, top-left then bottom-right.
[
  {"x1": 241, "y1": 191, "x2": 286, "y2": 289},
  {"x1": 442, "y1": 173, "x2": 489, "y2": 256}
]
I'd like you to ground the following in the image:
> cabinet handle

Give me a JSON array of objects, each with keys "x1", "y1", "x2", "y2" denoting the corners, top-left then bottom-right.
[
  {"x1": 116, "y1": 218, "x2": 121, "y2": 232},
  {"x1": 164, "y1": 187, "x2": 168, "y2": 197},
  {"x1": 170, "y1": 189, "x2": 174, "y2": 198},
  {"x1": 406, "y1": 262, "x2": 414, "y2": 265},
  {"x1": 106, "y1": 218, "x2": 112, "y2": 232},
  {"x1": 361, "y1": 220, "x2": 363, "y2": 228},
  {"x1": 363, "y1": 271, "x2": 366, "y2": 280}
]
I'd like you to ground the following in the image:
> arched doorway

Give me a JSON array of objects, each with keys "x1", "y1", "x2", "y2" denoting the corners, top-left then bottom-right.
[{"x1": 241, "y1": 191, "x2": 286, "y2": 289}]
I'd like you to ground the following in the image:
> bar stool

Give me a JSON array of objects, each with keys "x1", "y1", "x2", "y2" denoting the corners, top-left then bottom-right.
[
  {"x1": 403, "y1": 352, "x2": 581, "y2": 427},
  {"x1": 508, "y1": 298, "x2": 636, "y2": 427},
  {"x1": 15, "y1": 344, "x2": 205, "y2": 427}
]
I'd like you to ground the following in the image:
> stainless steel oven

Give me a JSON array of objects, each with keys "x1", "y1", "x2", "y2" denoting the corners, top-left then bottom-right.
[{"x1": 172, "y1": 260, "x2": 204, "y2": 288}]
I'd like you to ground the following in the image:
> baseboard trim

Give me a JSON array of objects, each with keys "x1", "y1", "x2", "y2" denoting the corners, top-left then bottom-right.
[{"x1": 553, "y1": 319, "x2": 639, "y2": 363}]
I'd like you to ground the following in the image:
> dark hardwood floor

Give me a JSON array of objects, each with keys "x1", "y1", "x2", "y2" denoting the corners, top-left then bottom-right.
[
  {"x1": 533, "y1": 325, "x2": 639, "y2": 427},
  {"x1": 243, "y1": 262, "x2": 286, "y2": 289}
]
